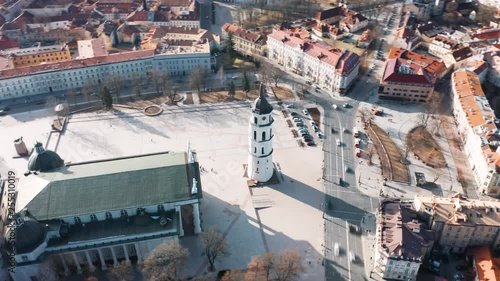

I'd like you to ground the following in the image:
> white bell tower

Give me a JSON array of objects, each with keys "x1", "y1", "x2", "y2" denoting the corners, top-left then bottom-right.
[{"x1": 248, "y1": 83, "x2": 274, "y2": 182}]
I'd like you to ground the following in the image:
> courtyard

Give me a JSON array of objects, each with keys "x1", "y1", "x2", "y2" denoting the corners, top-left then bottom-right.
[{"x1": 0, "y1": 100, "x2": 325, "y2": 280}]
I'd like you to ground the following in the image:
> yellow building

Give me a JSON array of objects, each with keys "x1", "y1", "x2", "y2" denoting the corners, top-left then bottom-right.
[{"x1": 1, "y1": 44, "x2": 71, "y2": 68}]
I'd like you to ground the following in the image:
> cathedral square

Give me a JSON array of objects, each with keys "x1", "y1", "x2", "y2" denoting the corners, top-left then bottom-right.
[{"x1": 0, "y1": 96, "x2": 325, "y2": 280}]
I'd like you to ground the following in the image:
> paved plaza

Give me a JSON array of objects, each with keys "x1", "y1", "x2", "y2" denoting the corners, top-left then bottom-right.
[{"x1": 0, "y1": 101, "x2": 325, "y2": 280}]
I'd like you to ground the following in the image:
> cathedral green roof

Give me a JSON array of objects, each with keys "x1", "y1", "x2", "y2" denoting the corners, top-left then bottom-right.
[{"x1": 24, "y1": 152, "x2": 202, "y2": 220}]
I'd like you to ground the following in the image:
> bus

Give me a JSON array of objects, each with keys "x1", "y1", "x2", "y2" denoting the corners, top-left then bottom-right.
[{"x1": 353, "y1": 127, "x2": 359, "y2": 138}]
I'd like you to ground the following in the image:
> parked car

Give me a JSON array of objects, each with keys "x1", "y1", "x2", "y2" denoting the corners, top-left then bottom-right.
[
  {"x1": 343, "y1": 103, "x2": 349, "y2": 108},
  {"x1": 349, "y1": 251, "x2": 355, "y2": 262},
  {"x1": 334, "y1": 243, "x2": 340, "y2": 256},
  {"x1": 310, "y1": 120, "x2": 317, "y2": 126},
  {"x1": 336, "y1": 139, "x2": 341, "y2": 146},
  {"x1": 456, "y1": 265, "x2": 467, "y2": 271},
  {"x1": 302, "y1": 109, "x2": 309, "y2": 115},
  {"x1": 291, "y1": 112, "x2": 299, "y2": 116},
  {"x1": 306, "y1": 141, "x2": 315, "y2": 146},
  {"x1": 296, "y1": 122, "x2": 304, "y2": 127},
  {"x1": 317, "y1": 132, "x2": 324, "y2": 139},
  {"x1": 293, "y1": 117, "x2": 302, "y2": 122},
  {"x1": 300, "y1": 131, "x2": 310, "y2": 137},
  {"x1": 313, "y1": 125, "x2": 319, "y2": 132},
  {"x1": 332, "y1": 104, "x2": 338, "y2": 109},
  {"x1": 331, "y1": 127, "x2": 335, "y2": 133}
]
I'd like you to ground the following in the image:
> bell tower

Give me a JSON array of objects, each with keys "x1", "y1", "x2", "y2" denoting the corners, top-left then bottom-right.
[{"x1": 248, "y1": 83, "x2": 274, "y2": 182}]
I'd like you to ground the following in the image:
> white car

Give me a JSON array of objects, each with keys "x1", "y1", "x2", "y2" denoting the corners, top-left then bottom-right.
[
  {"x1": 302, "y1": 109, "x2": 309, "y2": 115},
  {"x1": 334, "y1": 243, "x2": 340, "y2": 256},
  {"x1": 336, "y1": 139, "x2": 341, "y2": 146},
  {"x1": 349, "y1": 251, "x2": 355, "y2": 262},
  {"x1": 332, "y1": 104, "x2": 338, "y2": 109},
  {"x1": 342, "y1": 103, "x2": 349, "y2": 108}
]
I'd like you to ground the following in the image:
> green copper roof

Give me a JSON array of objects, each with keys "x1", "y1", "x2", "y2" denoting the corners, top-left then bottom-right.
[{"x1": 25, "y1": 152, "x2": 202, "y2": 220}]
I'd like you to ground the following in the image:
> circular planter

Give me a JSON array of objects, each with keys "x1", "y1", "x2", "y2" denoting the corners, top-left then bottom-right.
[{"x1": 143, "y1": 105, "x2": 163, "y2": 116}]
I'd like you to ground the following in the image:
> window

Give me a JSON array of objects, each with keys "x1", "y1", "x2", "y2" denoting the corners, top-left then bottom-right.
[
  {"x1": 90, "y1": 214, "x2": 98, "y2": 221},
  {"x1": 74, "y1": 217, "x2": 81, "y2": 224},
  {"x1": 158, "y1": 205, "x2": 165, "y2": 212},
  {"x1": 254, "y1": 131, "x2": 256, "y2": 140},
  {"x1": 254, "y1": 147, "x2": 256, "y2": 153},
  {"x1": 262, "y1": 147, "x2": 264, "y2": 154},
  {"x1": 120, "y1": 210, "x2": 128, "y2": 217},
  {"x1": 105, "y1": 212, "x2": 113, "y2": 220},
  {"x1": 262, "y1": 132, "x2": 266, "y2": 141}
]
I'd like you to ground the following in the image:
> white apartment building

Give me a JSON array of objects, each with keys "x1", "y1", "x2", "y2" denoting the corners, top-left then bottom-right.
[
  {"x1": 373, "y1": 199, "x2": 435, "y2": 281},
  {"x1": 0, "y1": 40, "x2": 212, "y2": 101},
  {"x1": 267, "y1": 30, "x2": 359, "y2": 96},
  {"x1": 451, "y1": 71, "x2": 500, "y2": 197},
  {"x1": 428, "y1": 34, "x2": 462, "y2": 59},
  {"x1": 413, "y1": 194, "x2": 500, "y2": 253}
]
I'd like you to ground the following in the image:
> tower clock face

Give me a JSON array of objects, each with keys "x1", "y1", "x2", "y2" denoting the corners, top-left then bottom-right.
[{"x1": 262, "y1": 116, "x2": 267, "y2": 121}]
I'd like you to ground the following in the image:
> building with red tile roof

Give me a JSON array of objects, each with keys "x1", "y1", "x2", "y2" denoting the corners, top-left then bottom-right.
[
  {"x1": 380, "y1": 48, "x2": 446, "y2": 102},
  {"x1": 373, "y1": 199, "x2": 435, "y2": 281},
  {"x1": 451, "y1": 71, "x2": 500, "y2": 197},
  {"x1": 339, "y1": 13, "x2": 368, "y2": 33},
  {"x1": 468, "y1": 247, "x2": 500, "y2": 281},
  {"x1": 221, "y1": 23, "x2": 266, "y2": 56},
  {"x1": 267, "y1": 29, "x2": 359, "y2": 95}
]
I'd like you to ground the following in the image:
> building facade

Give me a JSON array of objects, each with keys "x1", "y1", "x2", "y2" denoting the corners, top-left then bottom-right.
[
  {"x1": 1, "y1": 144, "x2": 203, "y2": 281},
  {"x1": 0, "y1": 39, "x2": 213, "y2": 101},
  {"x1": 373, "y1": 199, "x2": 435, "y2": 281},
  {"x1": 379, "y1": 48, "x2": 446, "y2": 102},
  {"x1": 248, "y1": 84, "x2": 274, "y2": 183},
  {"x1": 428, "y1": 34, "x2": 462, "y2": 59},
  {"x1": 413, "y1": 194, "x2": 500, "y2": 253},
  {"x1": 221, "y1": 23, "x2": 267, "y2": 56},
  {"x1": 451, "y1": 71, "x2": 500, "y2": 197},
  {"x1": 0, "y1": 44, "x2": 71, "y2": 68},
  {"x1": 267, "y1": 30, "x2": 359, "y2": 96}
]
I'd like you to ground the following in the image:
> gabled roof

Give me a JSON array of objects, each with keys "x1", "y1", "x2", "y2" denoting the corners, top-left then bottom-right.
[
  {"x1": 314, "y1": 6, "x2": 347, "y2": 21},
  {"x1": 21, "y1": 152, "x2": 202, "y2": 220},
  {"x1": 382, "y1": 58, "x2": 432, "y2": 85}
]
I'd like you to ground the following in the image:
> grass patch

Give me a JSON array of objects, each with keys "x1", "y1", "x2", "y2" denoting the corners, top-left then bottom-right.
[
  {"x1": 323, "y1": 38, "x2": 365, "y2": 56},
  {"x1": 370, "y1": 123, "x2": 409, "y2": 183},
  {"x1": 308, "y1": 107, "x2": 321, "y2": 125},
  {"x1": 199, "y1": 89, "x2": 259, "y2": 103},
  {"x1": 406, "y1": 125, "x2": 446, "y2": 168},
  {"x1": 271, "y1": 86, "x2": 295, "y2": 100}
]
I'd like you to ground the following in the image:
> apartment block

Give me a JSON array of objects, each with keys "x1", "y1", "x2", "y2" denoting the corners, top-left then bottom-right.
[
  {"x1": 451, "y1": 71, "x2": 500, "y2": 197},
  {"x1": 221, "y1": 23, "x2": 267, "y2": 57},
  {"x1": 373, "y1": 199, "x2": 435, "y2": 281},
  {"x1": 267, "y1": 30, "x2": 359, "y2": 96},
  {"x1": 0, "y1": 44, "x2": 71, "y2": 68},
  {"x1": 429, "y1": 34, "x2": 462, "y2": 59},
  {"x1": 0, "y1": 38, "x2": 212, "y2": 101},
  {"x1": 413, "y1": 194, "x2": 500, "y2": 253},
  {"x1": 379, "y1": 47, "x2": 446, "y2": 102}
]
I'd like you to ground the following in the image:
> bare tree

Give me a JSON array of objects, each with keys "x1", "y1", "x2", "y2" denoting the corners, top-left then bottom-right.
[
  {"x1": 418, "y1": 113, "x2": 431, "y2": 129},
  {"x1": 246, "y1": 252, "x2": 274, "y2": 281},
  {"x1": 269, "y1": 64, "x2": 286, "y2": 88},
  {"x1": 141, "y1": 240, "x2": 189, "y2": 281},
  {"x1": 189, "y1": 68, "x2": 207, "y2": 93},
  {"x1": 365, "y1": 144, "x2": 375, "y2": 166},
  {"x1": 221, "y1": 270, "x2": 245, "y2": 281},
  {"x1": 246, "y1": 250, "x2": 305, "y2": 281},
  {"x1": 107, "y1": 261, "x2": 134, "y2": 281},
  {"x1": 358, "y1": 107, "x2": 374, "y2": 125},
  {"x1": 66, "y1": 88, "x2": 78, "y2": 107},
  {"x1": 170, "y1": 86, "x2": 179, "y2": 105},
  {"x1": 36, "y1": 255, "x2": 64, "y2": 281},
  {"x1": 47, "y1": 96, "x2": 58, "y2": 111},
  {"x1": 402, "y1": 141, "x2": 411, "y2": 164},
  {"x1": 218, "y1": 66, "x2": 225, "y2": 86},
  {"x1": 258, "y1": 62, "x2": 272, "y2": 85},
  {"x1": 82, "y1": 80, "x2": 98, "y2": 102},
  {"x1": 200, "y1": 226, "x2": 230, "y2": 272},
  {"x1": 131, "y1": 74, "x2": 143, "y2": 98},
  {"x1": 432, "y1": 168, "x2": 445, "y2": 183},
  {"x1": 105, "y1": 74, "x2": 124, "y2": 102}
]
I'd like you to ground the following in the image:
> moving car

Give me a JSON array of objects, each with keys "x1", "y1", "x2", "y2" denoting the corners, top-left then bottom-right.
[
  {"x1": 332, "y1": 104, "x2": 338, "y2": 109},
  {"x1": 349, "y1": 251, "x2": 355, "y2": 262},
  {"x1": 343, "y1": 103, "x2": 349, "y2": 108},
  {"x1": 334, "y1": 243, "x2": 340, "y2": 256},
  {"x1": 336, "y1": 139, "x2": 341, "y2": 146}
]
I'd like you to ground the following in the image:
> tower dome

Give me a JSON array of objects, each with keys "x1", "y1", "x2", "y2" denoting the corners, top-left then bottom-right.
[
  {"x1": 5, "y1": 215, "x2": 46, "y2": 254},
  {"x1": 27, "y1": 142, "x2": 64, "y2": 172},
  {"x1": 253, "y1": 83, "x2": 273, "y2": 115}
]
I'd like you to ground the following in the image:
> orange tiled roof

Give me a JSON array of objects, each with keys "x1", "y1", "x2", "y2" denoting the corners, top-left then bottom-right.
[{"x1": 468, "y1": 247, "x2": 500, "y2": 281}]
